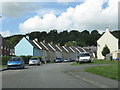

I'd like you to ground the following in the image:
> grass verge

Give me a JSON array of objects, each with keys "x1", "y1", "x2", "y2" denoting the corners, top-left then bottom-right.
[
  {"x1": 70, "y1": 60, "x2": 118, "y2": 65},
  {"x1": 85, "y1": 64, "x2": 119, "y2": 80},
  {"x1": 0, "y1": 65, "x2": 7, "y2": 68}
]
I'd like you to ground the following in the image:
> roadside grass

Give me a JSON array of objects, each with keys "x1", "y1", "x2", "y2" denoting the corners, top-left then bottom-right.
[
  {"x1": 0, "y1": 65, "x2": 7, "y2": 68},
  {"x1": 85, "y1": 64, "x2": 119, "y2": 80},
  {"x1": 70, "y1": 60, "x2": 118, "y2": 65}
]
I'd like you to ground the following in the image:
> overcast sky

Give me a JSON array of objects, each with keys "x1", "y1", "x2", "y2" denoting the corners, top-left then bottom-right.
[{"x1": 0, "y1": 0, "x2": 119, "y2": 37}]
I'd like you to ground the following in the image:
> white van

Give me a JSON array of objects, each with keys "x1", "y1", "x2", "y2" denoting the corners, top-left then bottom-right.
[{"x1": 76, "y1": 52, "x2": 91, "y2": 63}]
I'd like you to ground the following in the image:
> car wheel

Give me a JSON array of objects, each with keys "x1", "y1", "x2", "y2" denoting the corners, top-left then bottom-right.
[
  {"x1": 23, "y1": 66, "x2": 25, "y2": 69},
  {"x1": 88, "y1": 60, "x2": 91, "y2": 63},
  {"x1": 79, "y1": 61, "x2": 82, "y2": 64}
]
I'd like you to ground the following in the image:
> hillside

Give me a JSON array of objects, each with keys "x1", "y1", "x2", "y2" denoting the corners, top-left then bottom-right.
[{"x1": 4, "y1": 30, "x2": 120, "y2": 49}]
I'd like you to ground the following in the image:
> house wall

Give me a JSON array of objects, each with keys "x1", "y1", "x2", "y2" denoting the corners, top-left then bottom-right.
[
  {"x1": 62, "y1": 52, "x2": 69, "y2": 60},
  {"x1": 49, "y1": 51, "x2": 56, "y2": 62},
  {"x1": 69, "y1": 53, "x2": 76, "y2": 60},
  {"x1": 33, "y1": 48, "x2": 41, "y2": 56},
  {"x1": 55, "y1": 51, "x2": 62, "y2": 58},
  {"x1": 112, "y1": 51, "x2": 120, "y2": 60},
  {"x1": 41, "y1": 50, "x2": 48, "y2": 61},
  {"x1": 15, "y1": 37, "x2": 34, "y2": 56},
  {"x1": 97, "y1": 30, "x2": 118, "y2": 59}
]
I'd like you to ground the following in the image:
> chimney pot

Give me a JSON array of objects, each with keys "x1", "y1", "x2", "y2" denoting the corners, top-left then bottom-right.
[
  {"x1": 26, "y1": 35, "x2": 29, "y2": 39},
  {"x1": 35, "y1": 38, "x2": 38, "y2": 42}
]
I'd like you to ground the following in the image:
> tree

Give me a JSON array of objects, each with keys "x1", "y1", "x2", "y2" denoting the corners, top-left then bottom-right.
[
  {"x1": 101, "y1": 45, "x2": 110, "y2": 59},
  {"x1": 65, "y1": 41, "x2": 77, "y2": 47}
]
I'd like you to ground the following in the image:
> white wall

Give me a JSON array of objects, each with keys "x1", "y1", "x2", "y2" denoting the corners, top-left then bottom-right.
[{"x1": 97, "y1": 30, "x2": 118, "y2": 59}]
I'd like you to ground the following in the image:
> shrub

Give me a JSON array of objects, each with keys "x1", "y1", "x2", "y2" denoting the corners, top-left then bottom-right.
[
  {"x1": 102, "y1": 45, "x2": 110, "y2": 59},
  {"x1": 20, "y1": 55, "x2": 32, "y2": 64},
  {"x1": 2, "y1": 56, "x2": 13, "y2": 65}
]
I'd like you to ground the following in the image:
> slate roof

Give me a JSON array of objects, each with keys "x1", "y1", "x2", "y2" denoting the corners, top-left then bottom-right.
[
  {"x1": 79, "y1": 47, "x2": 85, "y2": 52},
  {"x1": 58, "y1": 46, "x2": 68, "y2": 53},
  {"x1": 64, "y1": 46, "x2": 74, "y2": 53},
  {"x1": 0, "y1": 34, "x2": 9, "y2": 47},
  {"x1": 25, "y1": 38, "x2": 39, "y2": 49},
  {"x1": 82, "y1": 47, "x2": 90, "y2": 52},
  {"x1": 44, "y1": 43, "x2": 55, "y2": 52},
  {"x1": 50, "y1": 44, "x2": 61, "y2": 52},
  {"x1": 69, "y1": 47, "x2": 77, "y2": 53}
]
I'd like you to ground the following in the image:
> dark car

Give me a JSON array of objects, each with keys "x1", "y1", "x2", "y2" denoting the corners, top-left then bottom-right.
[
  {"x1": 7, "y1": 57, "x2": 25, "y2": 69},
  {"x1": 54, "y1": 58, "x2": 62, "y2": 63}
]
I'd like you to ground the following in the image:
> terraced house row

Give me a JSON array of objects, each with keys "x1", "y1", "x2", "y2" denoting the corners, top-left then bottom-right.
[{"x1": 15, "y1": 36, "x2": 92, "y2": 62}]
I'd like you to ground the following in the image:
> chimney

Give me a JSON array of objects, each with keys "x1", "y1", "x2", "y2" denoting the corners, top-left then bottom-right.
[
  {"x1": 50, "y1": 42, "x2": 53, "y2": 44},
  {"x1": 105, "y1": 27, "x2": 109, "y2": 32},
  {"x1": 58, "y1": 43, "x2": 60, "y2": 46},
  {"x1": 35, "y1": 38, "x2": 38, "y2": 42},
  {"x1": 26, "y1": 35, "x2": 29, "y2": 39},
  {"x1": 43, "y1": 40, "x2": 45, "y2": 43}
]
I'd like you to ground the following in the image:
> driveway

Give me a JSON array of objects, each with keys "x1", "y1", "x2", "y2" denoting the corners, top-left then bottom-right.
[{"x1": 2, "y1": 63, "x2": 119, "y2": 88}]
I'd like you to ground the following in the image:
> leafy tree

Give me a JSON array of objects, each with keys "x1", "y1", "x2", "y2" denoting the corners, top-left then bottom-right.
[
  {"x1": 102, "y1": 45, "x2": 110, "y2": 58},
  {"x1": 65, "y1": 41, "x2": 77, "y2": 47}
]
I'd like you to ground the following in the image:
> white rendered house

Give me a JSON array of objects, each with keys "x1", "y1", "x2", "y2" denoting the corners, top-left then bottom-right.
[{"x1": 97, "y1": 28, "x2": 119, "y2": 59}]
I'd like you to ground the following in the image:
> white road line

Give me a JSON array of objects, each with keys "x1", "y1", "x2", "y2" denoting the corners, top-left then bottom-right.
[{"x1": 67, "y1": 72, "x2": 109, "y2": 88}]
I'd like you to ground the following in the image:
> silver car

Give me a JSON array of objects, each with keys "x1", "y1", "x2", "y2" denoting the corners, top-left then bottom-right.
[{"x1": 29, "y1": 57, "x2": 41, "y2": 66}]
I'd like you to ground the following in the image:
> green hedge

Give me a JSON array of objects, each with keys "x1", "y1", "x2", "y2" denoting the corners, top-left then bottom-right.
[
  {"x1": 20, "y1": 55, "x2": 32, "y2": 64},
  {"x1": 2, "y1": 56, "x2": 13, "y2": 65},
  {"x1": 2, "y1": 55, "x2": 33, "y2": 65}
]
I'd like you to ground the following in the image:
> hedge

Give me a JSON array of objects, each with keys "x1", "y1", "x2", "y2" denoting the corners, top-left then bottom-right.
[
  {"x1": 2, "y1": 56, "x2": 13, "y2": 65},
  {"x1": 2, "y1": 55, "x2": 33, "y2": 65}
]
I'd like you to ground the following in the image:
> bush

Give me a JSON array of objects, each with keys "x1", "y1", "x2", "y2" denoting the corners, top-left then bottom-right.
[
  {"x1": 20, "y1": 55, "x2": 32, "y2": 64},
  {"x1": 102, "y1": 45, "x2": 110, "y2": 59},
  {"x1": 1, "y1": 55, "x2": 33, "y2": 65},
  {"x1": 2, "y1": 56, "x2": 13, "y2": 65}
]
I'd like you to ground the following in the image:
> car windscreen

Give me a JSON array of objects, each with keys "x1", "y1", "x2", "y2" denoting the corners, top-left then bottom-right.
[
  {"x1": 10, "y1": 58, "x2": 21, "y2": 61},
  {"x1": 79, "y1": 53, "x2": 90, "y2": 57}
]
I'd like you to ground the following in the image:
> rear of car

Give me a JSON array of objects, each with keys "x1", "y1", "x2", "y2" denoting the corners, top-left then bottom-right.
[
  {"x1": 63, "y1": 59, "x2": 70, "y2": 62},
  {"x1": 7, "y1": 57, "x2": 25, "y2": 69},
  {"x1": 78, "y1": 53, "x2": 91, "y2": 63},
  {"x1": 54, "y1": 58, "x2": 62, "y2": 63},
  {"x1": 29, "y1": 57, "x2": 41, "y2": 66}
]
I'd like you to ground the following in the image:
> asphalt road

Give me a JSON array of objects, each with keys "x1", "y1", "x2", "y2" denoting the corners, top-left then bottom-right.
[{"x1": 2, "y1": 63, "x2": 119, "y2": 88}]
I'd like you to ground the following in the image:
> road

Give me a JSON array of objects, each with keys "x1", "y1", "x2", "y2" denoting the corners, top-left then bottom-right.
[{"x1": 2, "y1": 63, "x2": 119, "y2": 88}]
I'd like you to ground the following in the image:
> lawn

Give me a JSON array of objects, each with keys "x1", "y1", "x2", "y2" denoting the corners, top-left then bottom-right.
[
  {"x1": 85, "y1": 64, "x2": 119, "y2": 80},
  {"x1": 70, "y1": 59, "x2": 118, "y2": 65},
  {"x1": 70, "y1": 60, "x2": 119, "y2": 80}
]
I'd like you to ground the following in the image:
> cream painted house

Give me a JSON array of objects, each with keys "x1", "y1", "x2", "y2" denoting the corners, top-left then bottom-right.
[{"x1": 97, "y1": 28, "x2": 119, "y2": 59}]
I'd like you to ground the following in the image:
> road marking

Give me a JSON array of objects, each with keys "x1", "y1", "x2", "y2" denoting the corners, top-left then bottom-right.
[{"x1": 67, "y1": 72, "x2": 109, "y2": 88}]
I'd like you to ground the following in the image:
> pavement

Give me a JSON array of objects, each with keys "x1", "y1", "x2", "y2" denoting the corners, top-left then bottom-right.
[{"x1": 1, "y1": 63, "x2": 119, "y2": 88}]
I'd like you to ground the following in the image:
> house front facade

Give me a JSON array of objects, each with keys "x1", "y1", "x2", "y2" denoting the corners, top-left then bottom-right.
[
  {"x1": 0, "y1": 34, "x2": 10, "y2": 56},
  {"x1": 97, "y1": 28, "x2": 119, "y2": 59},
  {"x1": 15, "y1": 37, "x2": 41, "y2": 56}
]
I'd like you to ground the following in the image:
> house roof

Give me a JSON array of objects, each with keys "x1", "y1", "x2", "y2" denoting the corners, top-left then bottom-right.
[
  {"x1": 97, "y1": 29, "x2": 118, "y2": 43},
  {"x1": 44, "y1": 43, "x2": 55, "y2": 52},
  {"x1": 64, "y1": 46, "x2": 74, "y2": 53},
  {"x1": 75, "y1": 47, "x2": 85, "y2": 53},
  {"x1": 50, "y1": 44, "x2": 61, "y2": 52},
  {"x1": 70, "y1": 47, "x2": 78, "y2": 53},
  {"x1": 0, "y1": 34, "x2": 9, "y2": 47},
  {"x1": 25, "y1": 38, "x2": 39, "y2": 49},
  {"x1": 58, "y1": 46, "x2": 68, "y2": 53}
]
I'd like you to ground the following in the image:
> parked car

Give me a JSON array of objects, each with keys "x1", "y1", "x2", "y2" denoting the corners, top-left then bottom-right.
[
  {"x1": 63, "y1": 59, "x2": 70, "y2": 62},
  {"x1": 76, "y1": 52, "x2": 91, "y2": 63},
  {"x1": 54, "y1": 58, "x2": 62, "y2": 63},
  {"x1": 29, "y1": 57, "x2": 41, "y2": 66},
  {"x1": 69, "y1": 59, "x2": 75, "y2": 62},
  {"x1": 7, "y1": 57, "x2": 25, "y2": 69}
]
